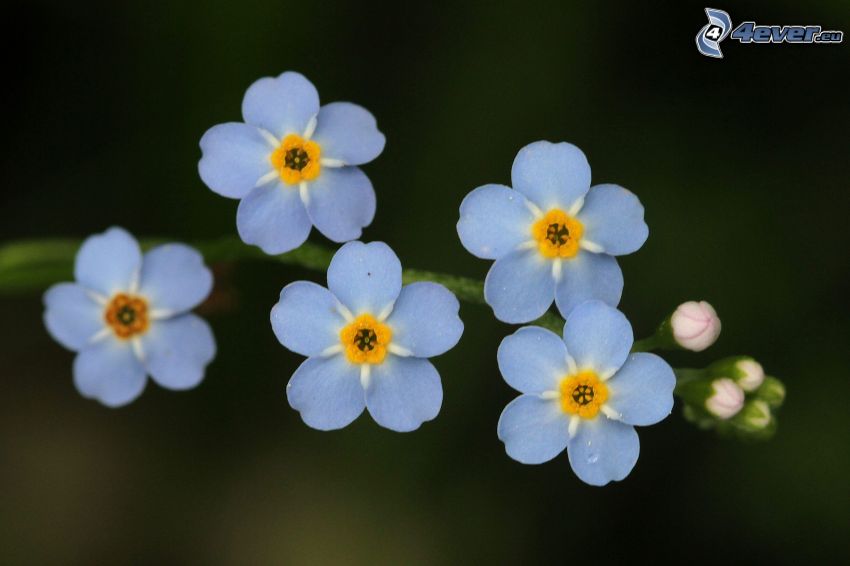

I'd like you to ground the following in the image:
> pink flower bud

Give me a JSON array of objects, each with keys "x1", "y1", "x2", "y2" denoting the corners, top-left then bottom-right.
[
  {"x1": 671, "y1": 300, "x2": 721, "y2": 352},
  {"x1": 705, "y1": 378, "x2": 744, "y2": 419}
]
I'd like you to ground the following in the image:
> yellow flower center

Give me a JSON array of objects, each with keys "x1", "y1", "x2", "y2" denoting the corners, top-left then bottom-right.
[
  {"x1": 531, "y1": 209, "x2": 584, "y2": 259},
  {"x1": 559, "y1": 370, "x2": 608, "y2": 418},
  {"x1": 340, "y1": 314, "x2": 392, "y2": 364},
  {"x1": 104, "y1": 293, "x2": 150, "y2": 339},
  {"x1": 270, "y1": 133, "x2": 321, "y2": 185}
]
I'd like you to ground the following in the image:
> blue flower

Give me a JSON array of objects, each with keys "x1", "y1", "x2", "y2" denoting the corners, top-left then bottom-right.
[
  {"x1": 496, "y1": 300, "x2": 674, "y2": 486},
  {"x1": 199, "y1": 71, "x2": 386, "y2": 255},
  {"x1": 43, "y1": 227, "x2": 216, "y2": 407},
  {"x1": 457, "y1": 141, "x2": 648, "y2": 323},
  {"x1": 271, "y1": 241, "x2": 464, "y2": 432}
]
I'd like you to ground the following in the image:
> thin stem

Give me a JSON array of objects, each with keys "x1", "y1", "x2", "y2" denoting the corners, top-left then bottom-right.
[
  {"x1": 631, "y1": 335, "x2": 662, "y2": 353},
  {"x1": 0, "y1": 236, "x2": 728, "y2": 396},
  {"x1": 401, "y1": 269, "x2": 484, "y2": 305},
  {"x1": 0, "y1": 236, "x2": 569, "y2": 332},
  {"x1": 401, "y1": 269, "x2": 564, "y2": 332},
  {"x1": 673, "y1": 368, "x2": 705, "y2": 393}
]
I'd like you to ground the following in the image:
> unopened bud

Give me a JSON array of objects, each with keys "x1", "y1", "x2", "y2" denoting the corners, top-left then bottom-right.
[
  {"x1": 734, "y1": 359, "x2": 765, "y2": 391},
  {"x1": 730, "y1": 399, "x2": 776, "y2": 439},
  {"x1": 737, "y1": 400, "x2": 772, "y2": 430},
  {"x1": 756, "y1": 376, "x2": 785, "y2": 408},
  {"x1": 705, "y1": 378, "x2": 744, "y2": 419},
  {"x1": 709, "y1": 357, "x2": 765, "y2": 391},
  {"x1": 670, "y1": 301, "x2": 721, "y2": 352}
]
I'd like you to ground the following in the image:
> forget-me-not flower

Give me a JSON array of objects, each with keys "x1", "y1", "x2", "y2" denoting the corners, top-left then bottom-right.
[
  {"x1": 457, "y1": 141, "x2": 648, "y2": 323},
  {"x1": 271, "y1": 241, "x2": 464, "y2": 432},
  {"x1": 43, "y1": 227, "x2": 216, "y2": 407},
  {"x1": 496, "y1": 300, "x2": 674, "y2": 486},
  {"x1": 199, "y1": 71, "x2": 386, "y2": 254}
]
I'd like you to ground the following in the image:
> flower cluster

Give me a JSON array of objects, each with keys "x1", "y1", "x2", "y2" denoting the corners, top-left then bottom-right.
[
  {"x1": 38, "y1": 70, "x2": 782, "y2": 488},
  {"x1": 44, "y1": 227, "x2": 216, "y2": 407},
  {"x1": 453, "y1": 141, "x2": 679, "y2": 484},
  {"x1": 678, "y1": 356, "x2": 784, "y2": 439}
]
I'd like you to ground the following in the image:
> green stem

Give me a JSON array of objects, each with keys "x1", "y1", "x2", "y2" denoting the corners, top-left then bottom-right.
[
  {"x1": 403, "y1": 269, "x2": 564, "y2": 331},
  {"x1": 673, "y1": 368, "x2": 706, "y2": 393},
  {"x1": 0, "y1": 236, "x2": 781, "y2": 440},
  {"x1": 631, "y1": 320, "x2": 679, "y2": 353},
  {"x1": 0, "y1": 236, "x2": 567, "y2": 331},
  {"x1": 631, "y1": 335, "x2": 663, "y2": 353},
  {"x1": 401, "y1": 269, "x2": 484, "y2": 305}
]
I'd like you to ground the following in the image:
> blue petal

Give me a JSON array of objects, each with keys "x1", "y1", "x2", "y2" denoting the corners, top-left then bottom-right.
[
  {"x1": 327, "y1": 241, "x2": 402, "y2": 315},
  {"x1": 74, "y1": 227, "x2": 142, "y2": 296},
  {"x1": 606, "y1": 353, "x2": 676, "y2": 426},
  {"x1": 241, "y1": 71, "x2": 320, "y2": 138},
  {"x1": 43, "y1": 283, "x2": 104, "y2": 351},
  {"x1": 271, "y1": 281, "x2": 346, "y2": 357},
  {"x1": 287, "y1": 355, "x2": 365, "y2": 430},
  {"x1": 385, "y1": 282, "x2": 463, "y2": 358},
  {"x1": 73, "y1": 339, "x2": 147, "y2": 407},
  {"x1": 457, "y1": 184, "x2": 535, "y2": 260},
  {"x1": 198, "y1": 122, "x2": 273, "y2": 199},
  {"x1": 497, "y1": 395, "x2": 569, "y2": 464},
  {"x1": 562, "y1": 300, "x2": 633, "y2": 376},
  {"x1": 567, "y1": 418, "x2": 639, "y2": 486},
  {"x1": 141, "y1": 314, "x2": 216, "y2": 391},
  {"x1": 366, "y1": 356, "x2": 443, "y2": 432},
  {"x1": 498, "y1": 326, "x2": 569, "y2": 394},
  {"x1": 305, "y1": 167, "x2": 375, "y2": 243},
  {"x1": 554, "y1": 252, "x2": 623, "y2": 317},
  {"x1": 484, "y1": 248, "x2": 555, "y2": 323},
  {"x1": 576, "y1": 184, "x2": 649, "y2": 256},
  {"x1": 236, "y1": 183, "x2": 312, "y2": 254},
  {"x1": 510, "y1": 141, "x2": 591, "y2": 212},
  {"x1": 311, "y1": 102, "x2": 385, "y2": 165},
  {"x1": 139, "y1": 244, "x2": 213, "y2": 315}
]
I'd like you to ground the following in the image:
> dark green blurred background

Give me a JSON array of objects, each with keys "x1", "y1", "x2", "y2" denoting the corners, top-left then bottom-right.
[{"x1": 2, "y1": 1, "x2": 849, "y2": 563}]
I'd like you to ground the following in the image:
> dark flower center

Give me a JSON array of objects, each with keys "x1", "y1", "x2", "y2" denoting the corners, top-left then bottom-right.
[
  {"x1": 116, "y1": 305, "x2": 137, "y2": 326},
  {"x1": 571, "y1": 384, "x2": 595, "y2": 406},
  {"x1": 354, "y1": 328, "x2": 378, "y2": 352},
  {"x1": 104, "y1": 293, "x2": 149, "y2": 339},
  {"x1": 284, "y1": 147, "x2": 310, "y2": 171},
  {"x1": 546, "y1": 223, "x2": 570, "y2": 246}
]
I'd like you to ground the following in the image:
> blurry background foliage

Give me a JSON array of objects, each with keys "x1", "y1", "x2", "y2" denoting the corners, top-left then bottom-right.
[{"x1": 1, "y1": 0, "x2": 849, "y2": 564}]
